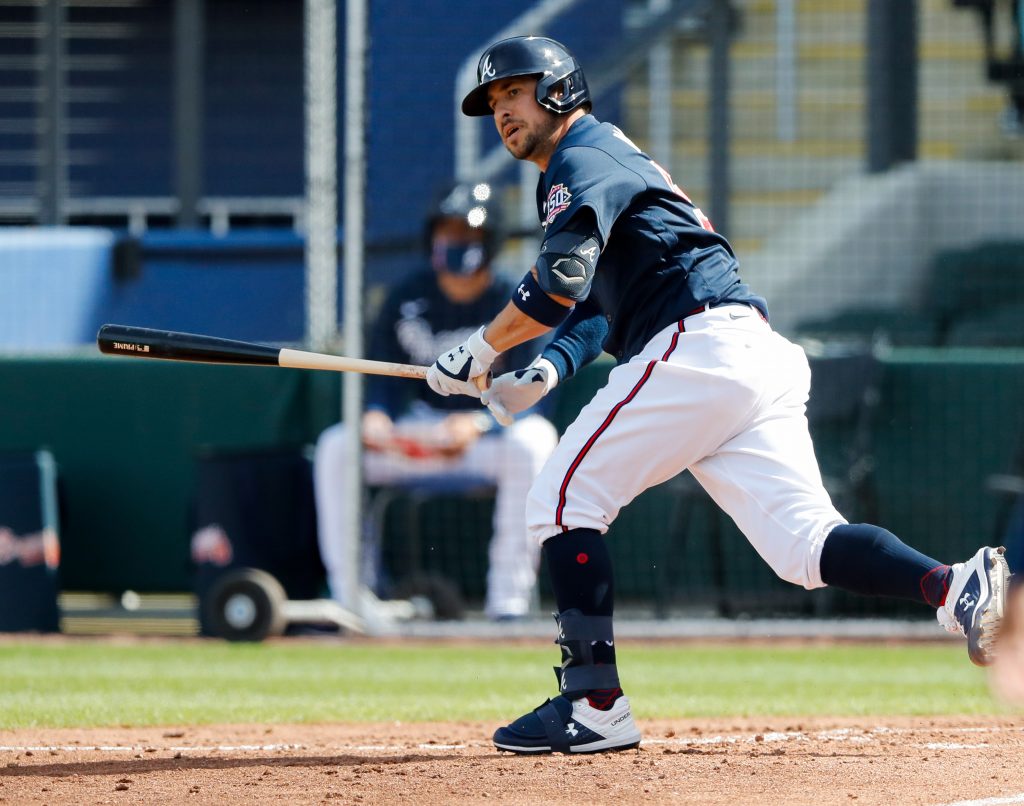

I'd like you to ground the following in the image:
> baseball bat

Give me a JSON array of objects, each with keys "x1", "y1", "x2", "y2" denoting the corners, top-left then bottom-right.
[{"x1": 96, "y1": 324, "x2": 428, "y2": 380}]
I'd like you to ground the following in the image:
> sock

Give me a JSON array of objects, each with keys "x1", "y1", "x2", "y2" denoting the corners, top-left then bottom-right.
[
  {"x1": 543, "y1": 528, "x2": 621, "y2": 709},
  {"x1": 543, "y1": 527, "x2": 615, "y2": 615},
  {"x1": 820, "y1": 523, "x2": 953, "y2": 607}
]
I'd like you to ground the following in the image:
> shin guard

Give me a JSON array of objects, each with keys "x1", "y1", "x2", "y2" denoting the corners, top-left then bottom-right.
[{"x1": 553, "y1": 609, "x2": 620, "y2": 697}]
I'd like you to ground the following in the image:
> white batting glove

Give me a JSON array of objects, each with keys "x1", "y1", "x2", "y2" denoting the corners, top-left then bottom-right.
[
  {"x1": 426, "y1": 326, "x2": 499, "y2": 399},
  {"x1": 481, "y1": 357, "x2": 559, "y2": 426}
]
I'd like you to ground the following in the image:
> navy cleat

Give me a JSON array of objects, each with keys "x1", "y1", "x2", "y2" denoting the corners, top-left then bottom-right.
[
  {"x1": 938, "y1": 546, "x2": 1011, "y2": 666},
  {"x1": 493, "y1": 693, "x2": 641, "y2": 755}
]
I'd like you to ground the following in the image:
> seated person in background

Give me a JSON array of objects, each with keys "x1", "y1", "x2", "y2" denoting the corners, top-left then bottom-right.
[{"x1": 314, "y1": 181, "x2": 558, "y2": 621}]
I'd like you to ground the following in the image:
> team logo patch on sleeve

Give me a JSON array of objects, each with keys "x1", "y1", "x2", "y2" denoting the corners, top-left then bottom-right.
[{"x1": 544, "y1": 184, "x2": 573, "y2": 227}]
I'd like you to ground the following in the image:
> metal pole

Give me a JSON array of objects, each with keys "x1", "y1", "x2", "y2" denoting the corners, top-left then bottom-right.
[
  {"x1": 174, "y1": 0, "x2": 204, "y2": 228},
  {"x1": 39, "y1": 0, "x2": 65, "y2": 225},
  {"x1": 649, "y1": 0, "x2": 674, "y2": 173},
  {"x1": 1018, "y1": 0, "x2": 1023, "y2": 55},
  {"x1": 342, "y1": 0, "x2": 367, "y2": 616},
  {"x1": 775, "y1": 0, "x2": 797, "y2": 142},
  {"x1": 708, "y1": 0, "x2": 731, "y2": 236},
  {"x1": 306, "y1": 0, "x2": 338, "y2": 352},
  {"x1": 866, "y1": 0, "x2": 917, "y2": 173}
]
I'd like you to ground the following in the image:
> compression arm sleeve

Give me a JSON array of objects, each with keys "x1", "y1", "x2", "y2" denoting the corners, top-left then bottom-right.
[{"x1": 540, "y1": 295, "x2": 609, "y2": 382}]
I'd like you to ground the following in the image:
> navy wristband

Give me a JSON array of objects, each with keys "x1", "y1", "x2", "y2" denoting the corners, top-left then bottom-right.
[{"x1": 512, "y1": 272, "x2": 572, "y2": 328}]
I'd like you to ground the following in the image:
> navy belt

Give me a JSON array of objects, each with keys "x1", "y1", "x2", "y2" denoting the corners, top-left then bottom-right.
[{"x1": 686, "y1": 301, "x2": 767, "y2": 322}]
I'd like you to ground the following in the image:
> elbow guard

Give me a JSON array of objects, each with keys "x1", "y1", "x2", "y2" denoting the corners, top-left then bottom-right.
[{"x1": 536, "y1": 228, "x2": 601, "y2": 302}]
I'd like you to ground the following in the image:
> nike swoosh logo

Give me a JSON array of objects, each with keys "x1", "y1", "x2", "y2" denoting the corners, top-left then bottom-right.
[{"x1": 728, "y1": 312, "x2": 748, "y2": 320}]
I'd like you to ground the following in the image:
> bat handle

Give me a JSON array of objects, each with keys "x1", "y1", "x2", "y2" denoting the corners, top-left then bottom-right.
[{"x1": 474, "y1": 372, "x2": 492, "y2": 394}]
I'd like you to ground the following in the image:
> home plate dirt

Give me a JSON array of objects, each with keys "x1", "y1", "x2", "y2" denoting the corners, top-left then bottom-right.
[{"x1": 1, "y1": 716, "x2": 1023, "y2": 805}]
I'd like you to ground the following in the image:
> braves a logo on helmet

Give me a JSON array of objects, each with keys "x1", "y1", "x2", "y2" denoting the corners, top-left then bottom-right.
[
  {"x1": 480, "y1": 54, "x2": 496, "y2": 80},
  {"x1": 543, "y1": 184, "x2": 572, "y2": 227}
]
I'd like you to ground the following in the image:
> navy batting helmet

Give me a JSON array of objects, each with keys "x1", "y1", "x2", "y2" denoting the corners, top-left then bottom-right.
[
  {"x1": 461, "y1": 35, "x2": 590, "y2": 117},
  {"x1": 425, "y1": 181, "x2": 502, "y2": 273}
]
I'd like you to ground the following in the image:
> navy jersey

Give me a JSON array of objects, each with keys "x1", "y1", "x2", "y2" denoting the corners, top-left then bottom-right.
[
  {"x1": 367, "y1": 269, "x2": 532, "y2": 418},
  {"x1": 537, "y1": 115, "x2": 767, "y2": 362}
]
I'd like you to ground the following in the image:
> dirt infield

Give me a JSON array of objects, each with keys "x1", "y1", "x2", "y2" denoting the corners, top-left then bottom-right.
[{"x1": 2, "y1": 716, "x2": 1023, "y2": 805}]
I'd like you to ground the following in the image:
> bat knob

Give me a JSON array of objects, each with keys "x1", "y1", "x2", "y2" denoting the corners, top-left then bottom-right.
[{"x1": 474, "y1": 372, "x2": 492, "y2": 393}]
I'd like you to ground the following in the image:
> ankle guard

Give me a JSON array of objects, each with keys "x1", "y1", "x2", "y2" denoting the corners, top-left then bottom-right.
[{"x1": 552, "y1": 609, "x2": 620, "y2": 697}]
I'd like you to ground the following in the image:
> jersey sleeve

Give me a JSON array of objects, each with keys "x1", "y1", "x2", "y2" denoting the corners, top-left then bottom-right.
[{"x1": 541, "y1": 146, "x2": 647, "y2": 247}]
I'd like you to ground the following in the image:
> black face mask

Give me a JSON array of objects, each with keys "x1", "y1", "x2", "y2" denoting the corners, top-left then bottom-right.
[{"x1": 431, "y1": 240, "x2": 486, "y2": 276}]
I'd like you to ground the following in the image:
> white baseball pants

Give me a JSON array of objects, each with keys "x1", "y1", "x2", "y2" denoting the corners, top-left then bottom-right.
[
  {"x1": 526, "y1": 304, "x2": 846, "y2": 590},
  {"x1": 315, "y1": 411, "x2": 558, "y2": 617}
]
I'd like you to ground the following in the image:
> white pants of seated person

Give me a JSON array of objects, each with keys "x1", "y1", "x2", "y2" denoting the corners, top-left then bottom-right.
[
  {"x1": 315, "y1": 412, "x2": 558, "y2": 617},
  {"x1": 525, "y1": 304, "x2": 846, "y2": 590}
]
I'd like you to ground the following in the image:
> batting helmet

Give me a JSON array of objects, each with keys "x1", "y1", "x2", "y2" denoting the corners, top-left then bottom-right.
[
  {"x1": 461, "y1": 35, "x2": 590, "y2": 117},
  {"x1": 425, "y1": 181, "x2": 502, "y2": 273}
]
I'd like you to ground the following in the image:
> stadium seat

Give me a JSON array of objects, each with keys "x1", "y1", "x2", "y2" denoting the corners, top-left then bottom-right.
[
  {"x1": 794, "y1": 305, "x2": 940, "y2": 348},
  {"x1": 944, "y1": 300, "x2": 1024, "y2": 347},
  {"x1": 924, "y1": 241, "x2": 1024, "y2": 339}
]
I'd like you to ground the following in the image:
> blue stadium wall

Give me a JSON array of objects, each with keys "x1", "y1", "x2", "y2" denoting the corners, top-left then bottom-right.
[{"x1": 0, "y1": 1, "x2": 622, "y2": 343}]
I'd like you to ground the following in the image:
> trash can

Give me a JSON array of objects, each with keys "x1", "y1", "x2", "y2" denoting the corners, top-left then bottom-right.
[
  {"x1": 0, "y1": 450, "x2": 61, "y2": 632},
  {"x1": 190, "y1": 446, "x2": 323, "y2": 635}
]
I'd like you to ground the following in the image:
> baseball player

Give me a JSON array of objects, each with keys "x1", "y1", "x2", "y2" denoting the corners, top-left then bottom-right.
[
  {"x1": 427, "y1": 35, "x2": 1011, "y2": 755},
  {"x1": 315, "y1": 181, "x2": 557, "y2": 624}
]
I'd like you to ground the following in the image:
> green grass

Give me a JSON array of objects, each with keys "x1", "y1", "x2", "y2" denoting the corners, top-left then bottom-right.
[{"x1": 0, "y1": 640, "x2": 1011, "y2": 728}]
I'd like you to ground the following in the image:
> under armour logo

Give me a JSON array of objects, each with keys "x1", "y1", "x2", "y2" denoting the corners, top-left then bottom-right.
[
  {"x1": 518, "y1": 283, "x2": 530, "y2": 301},
  {"x1": 481, "y1": 54, "x2": 495, "y2": 79},
  {"x1": 959, "y1": 591, "x2": 977, "y2": 609},
  {"x1": 565, "y1": 722, "x2": 578, "y2": 738}
]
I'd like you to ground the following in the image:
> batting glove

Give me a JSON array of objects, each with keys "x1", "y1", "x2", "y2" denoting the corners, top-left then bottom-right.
[
  {"x1": 481, "y1": 357, "x2": 559, "y2": 426},
  {"x1": 426, "y1": 326, "x2": 499, "y2": 399}
]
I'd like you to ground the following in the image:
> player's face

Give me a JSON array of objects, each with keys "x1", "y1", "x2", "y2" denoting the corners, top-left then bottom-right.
[{"x1": 488, "y1": 77, "x2": 560, "y2": 164}]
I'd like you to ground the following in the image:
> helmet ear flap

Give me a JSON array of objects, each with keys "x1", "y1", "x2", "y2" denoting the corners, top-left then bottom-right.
[{"x1": 536, "y1": 63, "x2": 589, "y2": 114}]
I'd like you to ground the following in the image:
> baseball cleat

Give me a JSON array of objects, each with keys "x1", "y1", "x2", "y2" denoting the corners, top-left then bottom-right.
[
  {"x1": 937, "y1": 546, "x2": 1010, "y2": 666},
  {"x1": 493, "y1": 693, "x2": 641, "y2": 754}
]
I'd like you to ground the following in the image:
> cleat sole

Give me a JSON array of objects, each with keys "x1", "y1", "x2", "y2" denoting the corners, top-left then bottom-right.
[
  {"x1": 968, "y1": 546, "x2": 1010, "y2": 667},
  {"x1": 494, "y1": 738, "x2": 641, "y2": 755}
]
